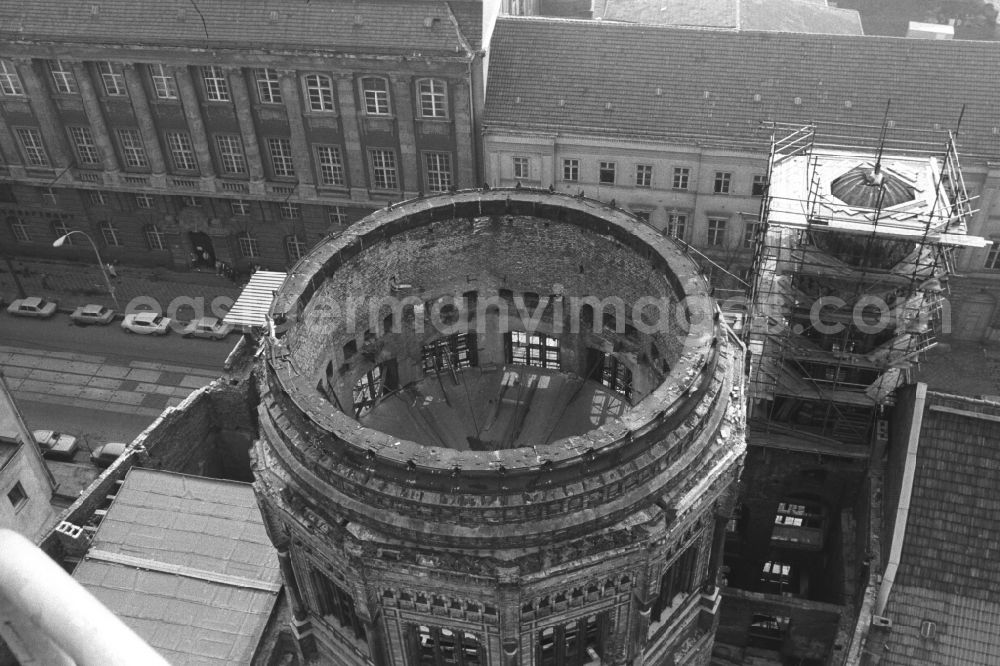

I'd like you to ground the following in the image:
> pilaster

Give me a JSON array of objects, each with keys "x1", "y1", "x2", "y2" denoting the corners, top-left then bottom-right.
[
  {"x1": 336, "y1": 76, "x2": 369, "y2": 199},
  {"x1": 390, "y1": 76, "x2": 419, "y2": 197},
  {"x1": 15, "y1": 58, "x2": 72, "y2": 169},
  {"x1": 227, "y1": 68, "x2": 265, "y2": 190},
  {"x1": 173, "y1": 65, "x2": 216, "y2": 189},
  {"x1": 123, "y1": 64, "x2": 166, "y2": 182},
  {"x1": 497, "y1": 566, "x2": 521, "y2": 666},
  {"x1": 452, "y1": 75, "x2": 477, "y2": 189},
  {"x1": 279, "y1": 71, "x2": 316, "y2": 198}
]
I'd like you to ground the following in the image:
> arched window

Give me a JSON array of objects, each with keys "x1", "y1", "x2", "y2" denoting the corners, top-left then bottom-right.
[
  {"x1": 144, "y1": 224, "x2": 166, "y2": 251},
  {"x1": 285, "y1": 234, "x2": 307, "y2": 262},
  {"x1": 303, "y1": 74, "x2": 334, "y2": 112},
  {"x1": 416, "y1": 78, "x2": 447, "y2": 118},
  {"x1": 360, "y1": 76, "x2": 390, "y2": 115},
  {"x1": 238, "y1": 231, "x2": 259, "y2": 258},
  {"x1": 99, "y1": 221, "x2": 120, "y2": 247}
]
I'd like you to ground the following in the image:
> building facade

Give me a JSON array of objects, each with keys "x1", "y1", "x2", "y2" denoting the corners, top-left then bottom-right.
[
  {"x1": 0, "y1": 0, "x2": 482, "y2": 274},
  {"x1": 251, "y1": 190, "x2": 747, "y2": 665},
  {"x1": 483, "y1": 17, "x2": 1000, "y2": 342}
]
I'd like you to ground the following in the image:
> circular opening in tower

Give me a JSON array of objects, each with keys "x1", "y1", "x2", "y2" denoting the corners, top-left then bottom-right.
[{"x1": 267, "y1": 191, "x2": 717, "y2": 473}]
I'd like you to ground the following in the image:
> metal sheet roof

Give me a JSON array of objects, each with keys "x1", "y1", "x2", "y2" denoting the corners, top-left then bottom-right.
[
  {"x1": 223, "y1": 271, "x2": 287, "y2": 330},
  {"x1": 73, "y1": 469, "x2": 281, "y2": 666}
]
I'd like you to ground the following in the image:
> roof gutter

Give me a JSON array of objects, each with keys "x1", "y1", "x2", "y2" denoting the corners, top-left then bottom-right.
[{"x1": 875, "y1": 381, "x2": 927, "y2": 617}]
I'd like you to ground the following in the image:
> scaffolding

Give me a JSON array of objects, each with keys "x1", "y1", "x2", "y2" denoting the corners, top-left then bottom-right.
[{"x1": 745, "y1": 124, "x2": 987, "y2": 449}]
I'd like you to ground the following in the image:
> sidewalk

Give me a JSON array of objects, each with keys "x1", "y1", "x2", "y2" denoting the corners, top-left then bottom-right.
[{"x1": 0, "y1": 258, "x2": 243, "y2": 320}]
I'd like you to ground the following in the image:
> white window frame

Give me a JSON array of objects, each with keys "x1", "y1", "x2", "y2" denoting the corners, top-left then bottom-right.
[
  {"x1": 99, "y1": 221, "x2": 121, "y2": 247},
  {"x1": 0, "y1": 60, "x2": 24, "y2": 96},
  {"x1": 238, "y1": 232, "x2": 260, "y2": 258},
  {"x1": 215, "y1": 134, "x2": 247, "y2": 175},
  {"x1": 635, "y1": 164, "x2": 653, "y2": 188},
  {"x1": 10, "y1": 217, "x2": 30, "y2": 242},
  {"x1": 672, "y1": 167, "x2": 690, "y2": 190},
  {"x1": 202, "y1": 65, "x2": 230, "y2": 102},
  {"x1": 98, "y1": 62, "x2": 126, "y2": 96},
  {"x1": 304, "y1": 74, "x2": 335, "y2": 112},
  {"x1": 267, "y1": 137, "x2": 295, "y2": 178},
  {"x1": 512, "y1": 156, "x2": 530, "y2": 180},
  {"x1": 563, "y1": 158, "x2": 579, "y2": 182},
  {"x1": 52, "y1": 220, "x2": 73, "y2": 243},
  {"x1": 145, "y1": 224, "x2": 166, "y2": 250},
  {"x1": 743, "y1": 217, "x2": 761, "y2": 248},
  {"x1": 286, "y1": 234, "x2": 307, "y2": 261},
  {"x1": 89, "y1": 191, "x2": 108, "y2": 206},
  {"x1": 135, "y1": 193, "x2": 154, "y2": 209},
  {"x1": 599, "y1": 161, "x2": 616, "y2": 185},
  {"x1": 329, "y1": 206, "x2": 347, "y2": 226},
  {"x1": 667, "y1": 212, "x2": 688, "y2": 240},
  {"x1": 752, "y1": 174, "x2": 768, "y2": 196},
  {"x1": 255, "y1": 68, "x2": 282, "y2": 104},
  {"x1": 69, "y1": 126, "x2": 101, "y2": 165},
  {"x1": 424, "y1": 152, "x2": 452, "y2": 193},
  {"x1": 48, "y1": 60, "x2": 77, "y2": 94},
  {"x1": 369, "y1": 149, "x2": 398, "y2": 189},
  {"x1": 230, "y1": 199, "x2": 251, "y2": 216},
  {"x1": 116, "y1": 128, "x2": 148, "y2": 169},
  {"x1": 279, "y1": 202, "x2": 301, "y2": 220},
  {"x1": 150, "y1": 64, "x2": 177, "y2": 99},
  {"x1": 985, "y1": 241, "x2": 1000, "y2": 270},
  {"x1": 166, "y1": 131, "x2": 197, "y2": 172},
  {"x1": 361, "y1": 77, "x2": 390, "y2": 116},
  {"x1": 182, "y1": 195, "x2": 200, "y2": 207},
  {"x1": 417, "y1": 78, "x2": 447, "y2": 118},
  {"x1": 708, "y1": 217, "x2": 728, "y2": 246},
  {"x1": 713, "y1": 171, "x2": 732, "y2": 194},
  {"x1": 316, "y1": 145, "x2": 345, "y2": 187},
  {"x1": 15, "y1": 127, "x2": 49, "y2": 167}
]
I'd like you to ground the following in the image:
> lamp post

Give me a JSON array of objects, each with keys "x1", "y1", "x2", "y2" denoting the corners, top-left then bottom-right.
[{"x1": 52, "y1": 230, "x2": 120, "y2": 309}]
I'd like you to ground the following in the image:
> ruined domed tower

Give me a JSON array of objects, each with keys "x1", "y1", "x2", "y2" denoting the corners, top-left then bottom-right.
[{"x1": 252, "y1": 190, "x2": 746, "y2": 665}]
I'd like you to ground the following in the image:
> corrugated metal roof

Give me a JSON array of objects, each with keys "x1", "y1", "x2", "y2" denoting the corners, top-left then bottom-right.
[
  {"x1": 224, "y1": 271, "x2": 287, "y2": 330},
  {"x1": 73, "y1": 469, "x2": 280, "y2": 666}
]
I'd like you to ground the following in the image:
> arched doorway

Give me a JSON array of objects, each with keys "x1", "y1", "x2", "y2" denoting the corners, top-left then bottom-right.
[{"x1": 188, "y1": 231, "x2": 216, "y2": 269}]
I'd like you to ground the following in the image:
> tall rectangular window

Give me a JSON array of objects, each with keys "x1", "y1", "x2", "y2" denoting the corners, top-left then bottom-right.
[
  {"x1": 672, "y1": 167, "x2": 690, "y2": 190},
  {"x1": 563, "y1": 158, "x2": 579, "y2": 182},
  {"x1": 166, "y1": 131, "x2": 197, "y2": 171},
  {"x1": 69, "y1": 126, "x2": 101, "y2": 165},
  {"x1": 150, "y1": 64, "x2": 177, "y2": 99},
  {"x1": 145, "y1": 224, "x2": 166, "y2": 250},
  {"x1": 255, "y1": 68, "x2": 282, "y2": 104},
  {"x1": 714, "y1": 171, "x2": 732, "y2": 194},
  {"x1": 417, "y1": 78, "x2": 447, "y2": 118},
  {"x1": 506, "y1": 331, "x2": 560, "y2": 369},
  {"x1": 667, "y1": 212, "x2": 687, "y2": 240},
  {"x1": 279, "y1": 202, "x2": 301, "y2": 220},
  {"x1": 267, "y1": 137, "x2": 295, "y2": 178},
  {"x1": 329, "y1": 206, "x2": 347, "y2": 226},
  {"x1": 370, "y1": 149, "x2": 398, "y2": 189},
  {"x1": 230, "y1": 200, "x2": 251, "y2": 216},
  {"x1": 985, "y1": 241, "x2": 1000, "y2": 270},
  {"x1": 361, "y1": 77, "x2": 390, "y2": 115},
  {"x1": 286, "y1": 234, "x2": 307, "y2": 261},
  {"x1": 202, "y1": 66, "x2": 230, "y2": 101},
  {"x1": 15, "y1": 128, "x2": 49, "y2": 167},
  {"x1": 48, "y1": 60, "x2": 77, "y2": 94},
  {"x1": 89, "y1": 191, "x2": 108, "y2": 206},
  {"x1": 599, "y1": 161, "x2": 616, "y2": 184},
  {"x1": 316, "y1": 145, "x2": 345, "y2": 187},
  {"x1": 635, "y1": 164, "x2": 653, "y2": 188},
  {"x1": 708, "y1": 218, "x2": 727, "y2": 246},
  {"x1": 512, "y1": 156, "x2": 530, "y2": 180},
  {"x1": 752, "y1": 174, "x2": 768, "y2": 196},
  {"x1": 216, "y1": 135, "x2": 247, "y2": 175},
  {"x1": 425, "y1": 152, "x2": 452, "y2": 193},
  {"x1": 100, "y1": 221, "x2": 121, "y2": 247},
  {"x1": 238, "y1": 232, "x2": 260, "y2": 258},
  {"x1": 304, "y1": 74, "x2": 335, "y2": 111},
  {"x1": 116, "y1": 128, "x2": 148, "y2": 169},
  {"x1": 98, "y1": 62, "x2": 126, "y2": 96},
  {"x1": 10, "y1": 218, "x2": 30, "y2": 242},
  {"x1": 135, "y1": 194, "x2": 154, "y2": 209},
  {"x1": 743, "y1": 218, "x2": 760, "y2": 248},
  {"x1": 0, "y1": 60, "x2": 24, "y2": 96}
]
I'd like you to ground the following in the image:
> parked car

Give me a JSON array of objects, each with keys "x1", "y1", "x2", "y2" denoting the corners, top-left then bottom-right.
[
  {"x1": 7, "y1": 296, "x2": 57, "y2": 318},
  {"x1": 70, "y1": 304, "x2": 116, "y2": 326},
  {"x1": 32, "y1": 430, "x2": 79, "y2": 460},
  {"x1": 90, "y1": 441, "x2": 127, "y2": 468},
  {"x1": 121, "y1": 312, "x2": 171, "y2": 335},
  {"x1": 181, "y1": 316, "x2": 232, "y2": 340}
]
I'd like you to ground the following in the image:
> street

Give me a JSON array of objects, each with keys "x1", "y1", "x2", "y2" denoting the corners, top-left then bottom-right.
[{"x1": 0, "y1": 313, "x2": 232, "y2": 481}]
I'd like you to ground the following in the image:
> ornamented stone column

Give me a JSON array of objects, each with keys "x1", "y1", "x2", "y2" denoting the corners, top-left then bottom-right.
[
  {"x1": 390, "y1": 76, "x2": 419, "y2": 197},
  {"x1": 496, "y1": 566, "x2": 521, "y2": 666},
  {"x1": 15, "y1": 59, "x2": 72, "y2": 170},
  {"x1": 172, "y1": 66, "x2": 216, "y2": 190},
  {"x1": 69, "y1": 62, "x2": 121, "y2": 181},
  {"x1": 336, "y1": 76, "x2": 369, "y2": 201},
  {"x1": 227, "y1": 68, "x2": 264, "y2": 193},
  {"x1": 345, "y1": 539, "x2": 389, "y2": 666},
  {"x1": 278, "y1": 71, "x2": 316, "y2": 198},
  {"x1": 123, "y1": 65, "x2": 167, "y2": 186}
]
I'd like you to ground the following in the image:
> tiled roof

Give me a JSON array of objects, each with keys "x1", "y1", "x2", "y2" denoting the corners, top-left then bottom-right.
[
  {"x1": 598, "y1": 0, "x2": 862, "y2": 35},
  {"x1": 0, "y1": 0, "x2": 481, "y2": 56},
  {"x1": 883, "y1": 392, "x2": 1000, "y2": 665},
  {"x1": 484, "y1": 17, "x2": 1000, "y2": 160},
  {"x1": 73, "y1": 469, "x2": 281, "y2": 666}
]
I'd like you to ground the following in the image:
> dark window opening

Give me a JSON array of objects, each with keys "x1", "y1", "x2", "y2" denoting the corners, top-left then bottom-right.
[
  {"x1": 506, "y1": 331, "x2": 560, "y2": 369},
  {"x1": 7, "y1": 481, "x2": 27, "y2": 509},
  {"x1": 587, "y1": 350, "x2": 633, "y2": 401},
  {"x1": 409, "y1": 625, "x2": 484, "y2": 666},
  {"x1": 353, "y1": 360, "x2": 398, "y2": 417},
  {"x1": 382, "y1": 312, "x2": 394, "y2": 334},
  {"x1": 537, "y1": 613, "x2": 608, "y2": 666},
  {"x1": 422, "y1": 333, "x2": 478, "y2": 374},
  {"x1": 650, "y1": 545, "x2": 699, "y2": 622},
  {"x1": 311, "y1": 569, "x2": 367, "y2": 641},
  {"x1": 343, "y1": 339, "x2": 357, "y2": 360},
  {"x1": 748, "y1": 614, "x2": 789, "y2": 650}
]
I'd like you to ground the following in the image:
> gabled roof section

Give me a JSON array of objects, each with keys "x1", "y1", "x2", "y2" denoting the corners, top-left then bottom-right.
[
  {"x1": 0, "y1": 0, "x2": 481, "y2": 56},
  {"x1": 73, "y1": 469, "x2": 281, "y2": 666},
  {"x1": 883, "y1": 392, "x2": 1000, "y2": 664},
  {"x1": 484, "y1": 17, "x2": 1000, "y2": 159},
  {"x1": 598, "y1": 0, "x2": 862, "y2": 35}
]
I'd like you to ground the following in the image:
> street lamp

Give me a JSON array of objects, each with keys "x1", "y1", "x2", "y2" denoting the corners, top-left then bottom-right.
[{"x1": 52, "y1": 230, "x2": 120, "y2": 309}]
